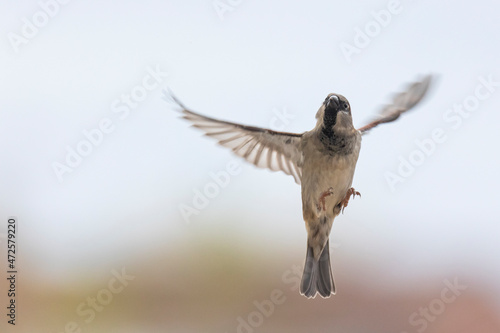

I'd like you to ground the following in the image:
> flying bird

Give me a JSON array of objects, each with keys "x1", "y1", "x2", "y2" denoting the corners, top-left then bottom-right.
[{"x1": 165, "y1": 75, "x2": 432, "y2": 298}]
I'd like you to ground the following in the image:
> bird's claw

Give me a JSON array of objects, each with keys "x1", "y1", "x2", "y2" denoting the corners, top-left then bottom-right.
[
  {"x1": 340, "y1": 188, "x2": 361, "y2": 214},
  {"x1": 317, "y1": 187, "x2": 335, "y2": 212}
]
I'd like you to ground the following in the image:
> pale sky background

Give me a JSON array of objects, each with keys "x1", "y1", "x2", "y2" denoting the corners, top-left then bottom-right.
[{"x1": 1, "y1": 0, "x2": 500, "y2": 314}]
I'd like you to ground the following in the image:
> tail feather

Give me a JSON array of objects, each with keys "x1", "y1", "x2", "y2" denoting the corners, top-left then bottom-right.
[
  {"x1": 300, "y1": 245, "x2": 318, "y2": 297},
  {"x1": 317, "y1": 240, "x2": 334, "y2": 296},
  {"x1": 300, "y1": 240, "x2": 335, "y2": 298}
]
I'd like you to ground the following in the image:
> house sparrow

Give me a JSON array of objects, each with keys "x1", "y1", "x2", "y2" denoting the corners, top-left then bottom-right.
[{"x1": 165, "y1": 75, "x2": 432, "y2": 298}]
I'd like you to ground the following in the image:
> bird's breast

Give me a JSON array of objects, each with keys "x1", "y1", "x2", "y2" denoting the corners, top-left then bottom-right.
[{"x1": 300, "y1": 132, "x2": 361, "y2": 220}]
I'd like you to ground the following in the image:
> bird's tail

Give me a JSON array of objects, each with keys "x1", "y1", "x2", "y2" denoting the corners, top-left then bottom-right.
[{"x1": 300, "y1": 240, "x2": 335, "y2": 298}]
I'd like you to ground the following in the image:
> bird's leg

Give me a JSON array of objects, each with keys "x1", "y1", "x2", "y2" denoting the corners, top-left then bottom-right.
[
  {"x1": 317, "y1": 187, "x2": 335, "y2": 212},
  {"x1": 340, "y1": 188, "x2": 361, "y2": 214}
]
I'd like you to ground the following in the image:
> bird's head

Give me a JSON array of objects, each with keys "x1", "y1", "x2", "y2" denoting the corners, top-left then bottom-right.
[{"x1": 316, "y1": 93, "x2": 353, "y2": 133}]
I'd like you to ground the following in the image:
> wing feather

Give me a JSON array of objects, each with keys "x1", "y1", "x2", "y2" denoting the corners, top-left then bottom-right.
[
  {"x1": 164, "y1": 90, "x2": 304, "y2": 184},
  {"x1": 358, "y1": 75, "x2": 433, "y2": 134}
]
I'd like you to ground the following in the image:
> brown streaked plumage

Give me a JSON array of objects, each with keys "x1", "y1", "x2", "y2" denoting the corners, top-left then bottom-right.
[{"x1": 165, "y1": 75, "x2": 433, "y2": 298}]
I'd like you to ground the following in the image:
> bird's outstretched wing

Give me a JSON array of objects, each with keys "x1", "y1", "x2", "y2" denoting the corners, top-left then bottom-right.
[
  {"x1": 164, "y1": 90, "x2": 304, "y2": 184},
  {"x1": 357, "y1": 75, "x2": 433, "y2": 134}
]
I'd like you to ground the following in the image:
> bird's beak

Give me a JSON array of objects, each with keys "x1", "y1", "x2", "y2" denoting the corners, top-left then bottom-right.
[{"x1": 326, "y1": 95, "x2": 339, "y2": 108}]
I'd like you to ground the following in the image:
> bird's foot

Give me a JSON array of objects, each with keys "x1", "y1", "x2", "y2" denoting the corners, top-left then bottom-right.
[
  {"x1": 317, "y1": 187, "x2": 334, "y2": 212},
  {"x1": 340, "y1": 188, "x2": 361, "y2": 214}
]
